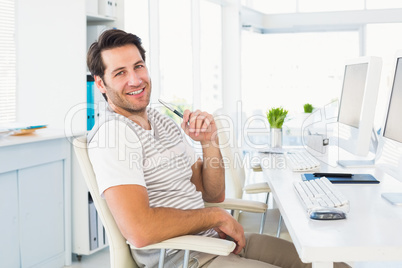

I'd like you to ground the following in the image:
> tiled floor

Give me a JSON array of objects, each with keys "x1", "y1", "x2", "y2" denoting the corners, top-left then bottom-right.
[{"x1": 66, "y1": 248, "x2": 110, "y2": 268}]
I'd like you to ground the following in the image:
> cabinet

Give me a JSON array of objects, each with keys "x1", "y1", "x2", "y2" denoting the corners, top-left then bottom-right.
[
  {"x1": 0, "y1": 172, "x2": 19, "y2": 267},
  {"x1": 0, "y1": 131, "x2": 71, "y2": 268}
]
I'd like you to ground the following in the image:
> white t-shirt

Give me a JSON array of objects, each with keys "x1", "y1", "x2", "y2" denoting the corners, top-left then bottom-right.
[{"x1": 88, "y1": 118, "x2": 198, "y2": 198}]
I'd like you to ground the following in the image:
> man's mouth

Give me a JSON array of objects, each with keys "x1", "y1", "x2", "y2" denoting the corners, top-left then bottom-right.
[{"x1": 127, "y1": 88, "x2": 144, "y2": 95}]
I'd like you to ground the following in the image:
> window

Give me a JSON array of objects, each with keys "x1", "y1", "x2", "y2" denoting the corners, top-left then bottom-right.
[
  {"x1": 199, "y1": 0, "x2": 222, "y2": 112},
  {"x1": 124, "y1": 0, "x2": 150, "y2": 56},
  {"x1": 366, "y1": 23, "x2": 402, "y2": 127},
  {"x1": 240, "y1": 30, "x2": 359, "y2": 148},
  {"x1": 241, "y1": 30, "x2": 359, "y2": 117},
  {"x1": 158, "y1": 0, "x2": 193, "y2": 110},
  {"x1": 0, "y1": 0, "x2": 16, "y2": 124},
  {"x1": 156, "y1": 0, "x2": 223, "y2": 119}
]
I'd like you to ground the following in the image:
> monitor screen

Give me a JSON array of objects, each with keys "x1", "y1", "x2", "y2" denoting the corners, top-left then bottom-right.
[
  {"x1": 383, "y1": 58, "x2": 402, "y2": 144},
  {"x1": 335, "y1": 57, "x2": 382, "y2": 159},
  {"x1": 338, "y1": 63, "x2": 369, "y2": 128}
]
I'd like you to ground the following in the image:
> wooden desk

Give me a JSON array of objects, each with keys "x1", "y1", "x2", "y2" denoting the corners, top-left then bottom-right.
[{"x1": 261, "y1": 153, "x2": 402, "y2": 268}]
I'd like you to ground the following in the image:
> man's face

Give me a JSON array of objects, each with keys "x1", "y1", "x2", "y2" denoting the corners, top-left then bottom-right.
[{"x1": 96, "y1": 44, "x2": 151, "y2": 116}]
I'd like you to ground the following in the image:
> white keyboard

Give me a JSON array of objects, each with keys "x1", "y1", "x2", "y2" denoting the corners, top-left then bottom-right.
[
  {"x1": 286, "y1": 151, "x2": 320, "y2": 171},
  {"x1": 293, "y1": 176, "x2": 350, "y2": 213},
  {"x1": 259, "y1": 147, "x2": 286, "y2": 154}
]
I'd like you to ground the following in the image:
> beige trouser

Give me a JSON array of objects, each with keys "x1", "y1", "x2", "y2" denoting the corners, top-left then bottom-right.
[
  {"x1": 160, "y1": 233, "x2": 351, "y2": 268},
  {"x1": 203, "y1": 233, "x2": 350, "y2": 268},
  {"x1": 204, "y1": 233, "x2": 308, "y2": 268}
]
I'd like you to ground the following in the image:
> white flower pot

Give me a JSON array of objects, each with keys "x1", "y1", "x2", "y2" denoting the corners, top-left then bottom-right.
[{"x1": 270, "y1": 127, "x2": 283, "y2": 148}]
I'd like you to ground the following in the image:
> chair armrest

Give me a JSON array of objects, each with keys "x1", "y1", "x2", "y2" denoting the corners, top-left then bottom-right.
[
  {"x1": 127, "y1": 235, "x2": 235, "y2": 256},
  {"x1": 251, "y1": 165, "x2": 262, "y2": 172},
  {"x1": 204, "y1": 198, "x2": 267, "y2": 213},
  {"x1": 243, "y1": 182, "x2": 271, "y2": 194}
]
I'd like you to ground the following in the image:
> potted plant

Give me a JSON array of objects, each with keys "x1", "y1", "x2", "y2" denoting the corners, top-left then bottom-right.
[
  {"x1": 303, "y1": 103, "x2": 314, "y2": 113},
  {"x1": 267, "y1": 107, "x2": 288, "y2": 148}
]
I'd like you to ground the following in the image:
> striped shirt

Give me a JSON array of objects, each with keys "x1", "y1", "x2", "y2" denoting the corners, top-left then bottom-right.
[{"x1": 87, "y1": 106, "x2": 217, "y2": 264}]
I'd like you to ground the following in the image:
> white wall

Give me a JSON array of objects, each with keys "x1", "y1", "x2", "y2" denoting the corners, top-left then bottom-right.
[{"x1": 16, "y1": 0, "x2": 87, "y2": 133}]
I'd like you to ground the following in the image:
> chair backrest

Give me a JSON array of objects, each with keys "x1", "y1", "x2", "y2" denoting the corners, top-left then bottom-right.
[
  {"x1": 213, "y1": 109, "x2": 246, "y2": 199},
  {"x1": 73, "y1": 136, "x2": 137, "y2": 268}
]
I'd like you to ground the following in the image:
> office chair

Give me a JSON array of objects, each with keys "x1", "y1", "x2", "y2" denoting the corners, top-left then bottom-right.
[
  {"x1": 72, "y1": 136, "x2": 236, "y2": 268},
  {"x1": 213, "y1": 109, "x2": 281, "y2": 235}
]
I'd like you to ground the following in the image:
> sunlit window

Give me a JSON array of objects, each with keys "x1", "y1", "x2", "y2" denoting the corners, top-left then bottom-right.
[
  {"x1": 157, "y1": 0, "x2": 222, "y2": 118},
  {"x1": 366, "y1": 23, "x2": 402, "y2": 127},
  {"x1": 199, "y1": 1, "x2": 222, "y2": 112},
  {"x1": 159, "y1": 0, "x2": 193, "y2": 111},
  {"x1": 241, "y1": 30, "x2": 359, "y2": 117},
  {"x1": 241, "y1": 30, "x2": 359, "y2": 147},
  {"x1": 124, "y1": 1, "x2": 149, "y2": 58}
]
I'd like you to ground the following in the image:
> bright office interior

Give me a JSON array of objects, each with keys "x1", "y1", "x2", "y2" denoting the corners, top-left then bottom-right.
[
  {"x1": 4, "y1": 0, "x2": 402, "y2": 144},
  {"x1": 3, "y1": 0, "x2": 402, "y2": 267}
]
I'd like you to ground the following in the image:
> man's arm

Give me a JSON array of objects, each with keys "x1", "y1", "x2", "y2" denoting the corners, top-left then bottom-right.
[
  {"x1": 182, "y1": 110, "x2": 225, "y2": 203},
  {"x1": 104, "y1": 184, "x2": 245, "y2": 253}
]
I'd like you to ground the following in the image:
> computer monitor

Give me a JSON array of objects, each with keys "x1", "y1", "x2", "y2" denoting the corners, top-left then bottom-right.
[
  {"x1": 383, "y1": 58, "x2": 402, "y2": 145},
  {"x1": 380, "y1": 51, "x2": 402, "y2": 205},
  {"x1": 336, "y1": 56, "x2": 382, "y2": 167}
]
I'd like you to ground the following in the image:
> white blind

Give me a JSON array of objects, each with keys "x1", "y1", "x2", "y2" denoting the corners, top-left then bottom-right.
[{"x1": 0, "y1": 0, "x2": 16, "y2": 124}]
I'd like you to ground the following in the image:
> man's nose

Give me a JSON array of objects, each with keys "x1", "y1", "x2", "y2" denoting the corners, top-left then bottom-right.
[{"x1": 128, "y1": 71, "x2": 142, "y2": 86}]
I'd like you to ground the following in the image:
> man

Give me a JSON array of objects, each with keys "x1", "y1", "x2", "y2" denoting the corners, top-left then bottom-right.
[{"x1": 86, "y1": 29, "x2": 333, "y2": 268}]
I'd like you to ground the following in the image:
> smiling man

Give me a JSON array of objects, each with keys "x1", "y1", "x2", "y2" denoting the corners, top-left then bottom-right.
[
  {"x1": 98, "y1": 44, "x2": 151, "y2": 115},
  {"x1": 85, "y1": 29, "x2": 336, "y2": 268}
]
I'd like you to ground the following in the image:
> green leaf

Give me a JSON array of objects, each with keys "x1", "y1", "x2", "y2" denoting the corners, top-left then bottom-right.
[{"x1": 266, "y1": 107, "x2": 288, "y2": 128}]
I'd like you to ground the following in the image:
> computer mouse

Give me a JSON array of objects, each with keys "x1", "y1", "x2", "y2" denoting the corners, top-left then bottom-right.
[{"x1": 309, "y1": 208, "x2": 346, "y2": 220}]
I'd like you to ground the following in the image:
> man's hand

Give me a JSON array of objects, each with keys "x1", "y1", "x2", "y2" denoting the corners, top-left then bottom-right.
[
  {"x1": 214, "y1": 208, "x2": 246, "y2": 255},
  {"x1": 184, "y1": 109, "x2": 225, "y2": 203},
  {"x1": 181, "y1": 109, "x2": 218, "y2": 144}
]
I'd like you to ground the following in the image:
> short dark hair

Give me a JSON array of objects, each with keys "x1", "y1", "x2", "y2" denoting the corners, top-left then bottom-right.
[{"x1": 87, "y1": 29, "x2": 146, "y2": 80}]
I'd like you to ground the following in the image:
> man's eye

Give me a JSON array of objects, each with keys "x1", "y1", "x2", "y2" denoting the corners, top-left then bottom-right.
[
  {"x1": 135, "y1": 65, "x2": 144, "y2": 69},
  {"x1": 115, "y1": 71, "x2": 124, "y2": 76}
]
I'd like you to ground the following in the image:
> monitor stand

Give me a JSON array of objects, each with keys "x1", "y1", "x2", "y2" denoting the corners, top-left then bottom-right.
[
  {"x1": 337, "y1": 158, "x2": 375, "y2": 168},
  {"x1": 337, "y1": 128, "x2": 378, "y2": 168},
  {"x1": 378, "y1": 157, "x2": 402, "y2": 206},
  {"x1": 382, "y1": 193, "x2": 402, "y2": 206}
]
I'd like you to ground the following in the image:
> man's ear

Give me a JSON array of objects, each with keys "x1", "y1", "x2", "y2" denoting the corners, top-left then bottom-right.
[{"x1": 94, "y1": 75, "x2": 107, "y2": 94}]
